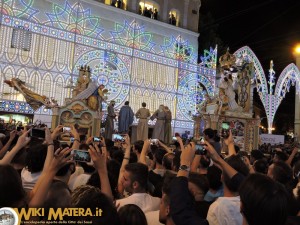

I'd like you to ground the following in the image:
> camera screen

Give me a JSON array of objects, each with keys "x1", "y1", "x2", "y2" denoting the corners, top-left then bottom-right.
[
  {"x1": 222, "y1": 122, "x2": 230, "y2": 130},
  {"x1": 30, "y1": 128, "x2": 45, "y2": 139},
  {"x1": 93, "y1": 137, "x2": 100, "y2": 142},
  {"x1": 196, "y1": 144, "x2": 204, "y2": 151},
  {"x1": 112, "y1": 134, "x2": 125, "y2": 142},
  {"x1": 63, "y1": 127, "x2": 71, "y2": 132},
  {"x1": 72, "y1": 149, "x2": 91, "y2": 162},
  {"x1": 151, "y1": 139, "x2": 159, "y2": 145}
]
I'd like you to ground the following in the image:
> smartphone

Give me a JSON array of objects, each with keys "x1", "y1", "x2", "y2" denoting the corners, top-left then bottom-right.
[
  {"x1": 199, "y1": 137, "x2": 205, "y2": 144},
  {"x1": 63, "y1": 126, "x2": 71, "y2": 132},
  {"x1": 93, "y1": 137, "x2": 101, "y2": 142},
  {"x1": 195, "y1": 144, "x2": 207, "y2": 155},
  {"x1": 17, "y1": 126, "x2": 24, "y2": 131},
  {"x1": 30, "y1": 128, "x2": 45, "y2": 139},
  {"x1": 72, "y1": 149, "x2": 91, "y2": 162},
  {"x1": 150, "y1": 139, "x2": 159, "y2": 145},
  {"x1": 221, "y1": 122, "x2": 230, "y2": 139},
  {"x1": 112, "y1": 134, "x2": 125, "y2": 142},
  {"x1": 70, "y1": 137, "x2": 75, "y2": 143},
  {"x1": 60, "y1": 142, "x2": 69, "y2": 148}
]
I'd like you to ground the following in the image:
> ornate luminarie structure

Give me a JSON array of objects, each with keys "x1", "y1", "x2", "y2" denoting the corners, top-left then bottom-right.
[
  {"x1": 0, "y1": 0, "x2": 215, "y2": 133},
  {"x1": 194, "y1": 49, "x2": 260, "y2": 152},
  {"x1": 234, "y1": 46, "x2": 300, "y2": 134}
]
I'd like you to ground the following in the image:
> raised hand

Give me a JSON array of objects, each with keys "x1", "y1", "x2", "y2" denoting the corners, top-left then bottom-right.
[
  {"x1": 204, "y1": 140, "x2": 222, "y2": 165},
  {"x1": 49, "y1": 147, "x2": 73, "y2": 172},
  {"x1": 180, "y1": 143, "x2": 195, "y2": 166},
  {"x1": 224, "y1": 129, "x2": 234, "y2": 146},
  {"x1": 89, "y1": 144, "x2": 107, "y2": 171},
  {"x1": 121, "y1": 134, "x2": 130, "y2": 149},
  {"x1": 51, "y1": 124, "x2": 63, "y2": 140},
  {"x1": 9, "y1": 130, "x2": 17, "y2": 141},
  {"x1": 15, "y1": 129, "x2": 31, "y2": 149},
  {"x1": 45, "y1": 127, "x2": 54, "y2": 145},
  {"x1": 70, "y1": 124, "x2": 80, "y2": 140}
]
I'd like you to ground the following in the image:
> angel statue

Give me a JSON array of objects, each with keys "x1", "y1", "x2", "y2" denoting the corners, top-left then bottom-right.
[
  {"x1": 4, "y1": 78, "x2": 54, "y2": 111},
  {"x1": 73, "y1": 80, "x2": 108, "y2": 112}
]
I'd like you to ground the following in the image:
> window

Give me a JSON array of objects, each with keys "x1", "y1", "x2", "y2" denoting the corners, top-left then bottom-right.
[
  {"x1": 11, "y1": 26, "x2": 32, "y2": 51},
  {"x1": 139, "y1": 1, "x2": 159, "y2": 20},
  {"x1": 169, "y1": 10, "x2": 180, "y2": 26},
  {"x1": 107, "y1": 0, "x2": 127, "y2": 10}
]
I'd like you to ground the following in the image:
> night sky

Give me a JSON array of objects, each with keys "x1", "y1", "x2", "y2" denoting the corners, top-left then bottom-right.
[{"x1": 199, "y1": 0, "x2": 300, "y2": 133}]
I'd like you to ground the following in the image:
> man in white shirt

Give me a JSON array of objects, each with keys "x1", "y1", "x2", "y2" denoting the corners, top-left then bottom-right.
[
  {"x1": 206, "y1": 155, "x2": 249, "y2": 225},
  {"x1": 117, "y1": 162, "x2": 161, "y2": 213}
]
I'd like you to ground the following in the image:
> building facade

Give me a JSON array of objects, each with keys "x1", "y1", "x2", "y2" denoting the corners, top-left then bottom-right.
[{"x1": 0, "y1": 0, "x2": 216, "y2": 132}]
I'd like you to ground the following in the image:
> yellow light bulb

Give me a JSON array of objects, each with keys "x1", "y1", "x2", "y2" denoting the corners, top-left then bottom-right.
[{"x1": 294, "y1": 44, "x2": 300, "y2": 55}]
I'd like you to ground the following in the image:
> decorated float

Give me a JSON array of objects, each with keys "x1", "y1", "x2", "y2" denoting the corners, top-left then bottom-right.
[
  {"x1": 4, "y1": 65, "x2": 108, "y2": 138},
  {"x1": 193, "y1": 50, "x2": 260, "y2": 152}
]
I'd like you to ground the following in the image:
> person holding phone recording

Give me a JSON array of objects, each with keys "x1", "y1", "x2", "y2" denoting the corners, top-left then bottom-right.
[{"x1": 203, "y1": 128, "x2": 221, "y2": 155}]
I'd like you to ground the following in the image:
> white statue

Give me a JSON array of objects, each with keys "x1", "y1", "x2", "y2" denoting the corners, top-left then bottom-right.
[{"x1": 218, "y1": 76, "x2": 242, "y2": 112}]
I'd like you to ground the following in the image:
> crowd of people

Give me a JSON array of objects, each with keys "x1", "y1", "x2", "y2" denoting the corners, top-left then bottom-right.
[
  {"x1": 139, "y1": 6, "x2": 159, "y2": 20},
  {"x1": 0, "y1": 115, "x2": 300, "y2": 225}
]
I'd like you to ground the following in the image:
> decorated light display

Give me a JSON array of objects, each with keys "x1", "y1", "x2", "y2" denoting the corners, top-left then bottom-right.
[
  {"x1": 235, "y1": 46, "x2": 300, "y2": 134},
  {"x1": 0, "y1": 0, "x2": 216, "y2": 130}
]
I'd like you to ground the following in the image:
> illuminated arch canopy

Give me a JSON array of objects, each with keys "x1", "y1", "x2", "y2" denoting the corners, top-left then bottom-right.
[
  {"x1": 234, "y1": 46, "x2": 268, "y2": 93},
  {"x1": 275, "y1": 63, "x2": 300, "y2": 98},
  {"x1": 234, "y1": 46, "x2": 300, "y2": 133}
]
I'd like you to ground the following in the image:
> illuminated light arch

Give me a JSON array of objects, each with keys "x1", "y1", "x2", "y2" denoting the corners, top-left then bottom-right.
[
  {"x1": 42, "y1": 73, "x2": 52, "y2": 98},
  {"x1": 19, "y1": 51, "x2": 31, "y2": 65},
  {"x1": 150, "y1": 92, "x2": 158, "y2": 110},
  {"x1": 234, "y1": 46, "x2": 268, "y2": 93},
  {"x1": 135, "y1": 88, "x2": 142, "y2": 95},
  {"x1": 44, "y1": 38, "x2": 56, "y2": 69},
  {"x1": 6, "y1": 47, "x2": 18, "y2": 62},
  {"x1": 16, "y1": 68, "x2": 28, "y2": 82},
  {"x1": 3, "y1": 66, "x2": 15, "y2": 80},
  {"x1": 259, "y1": 63, "x2": 300, "y2": 133},
  {"x1": 53, "y1": 75, "x2": 65, "y2": 105},
  {"x1": 30, "y1": 71, "x2": 41, "y2": 94},
  {"x1": 275, "y1": 63, "x2": 300, "y2": 97}
]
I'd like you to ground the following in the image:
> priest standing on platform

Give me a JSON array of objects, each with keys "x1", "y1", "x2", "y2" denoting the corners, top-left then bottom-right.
[
  {"x1": 104, "y1": 100, "x2": 116, "y2": 140},
  {"x1": 118, "y1": 101, "x2": 134, "y2": 133},
  {"x1": 135, "y1": 102, "x2": 151, "y2": 141},
  {"x1": 150, "y1": 104, "x2": 166, "y2": 141}
]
